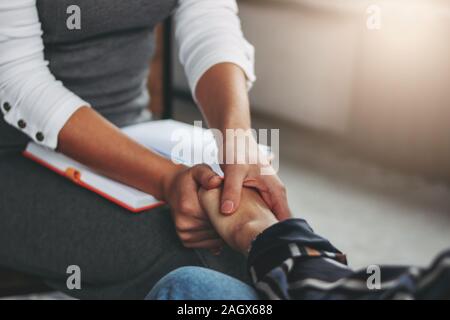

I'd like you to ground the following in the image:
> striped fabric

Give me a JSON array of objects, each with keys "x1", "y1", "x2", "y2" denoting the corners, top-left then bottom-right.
[{"x1": 247, "y1": 219, "x2": 450, "y2": 300}]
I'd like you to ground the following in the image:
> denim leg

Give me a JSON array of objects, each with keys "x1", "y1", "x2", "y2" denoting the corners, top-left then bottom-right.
[{"x1": 146, "y1": 267, "x2": 259, "y2": 300}]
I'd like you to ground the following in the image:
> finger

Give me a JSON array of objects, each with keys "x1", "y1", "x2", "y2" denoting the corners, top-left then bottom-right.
[
  {"x1": 191, "y1": 164, "x2": 222, "y2": 190},
  {"x1": 177, "y1": 174, "x2": 207, "y2": 220},
  {"x1": 178, "y1": 229, "x2": 221, "y2": 243},
  {"x1": 177, "y1": 196, "x2": 204, "y2": 221},
  {"x1": 183, "y1": 239, "x2": 225, "y2": 250},
  {"x1": 245, "y1": 176, "x2": 291, "y2": 221},
  {"x1": 198, "y1": 188, "x2": 221, "y2": 215},
  {"x1": 174, "y1": 213, "x2": 212, "y2": 232},
  {"x1": 220, "y1": 166, "x2": 247, "y2": 215},
  {"x1": 272, "y1": 198, "x2": 291, "y2": 221},
  {"x1": 266, "y1": 181, "x2": 291, "y2": 221}
]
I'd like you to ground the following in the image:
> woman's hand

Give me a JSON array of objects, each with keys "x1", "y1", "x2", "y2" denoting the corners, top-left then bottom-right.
[
  {"x1": 162, "y1": 164, "x2": 225, "y2": 250},
  {"x1": 219, "y1": 136, "x2": 291, "y2": 221},
  {"x1": 199, "y1": 187, "x2": 278, "y2": 254},
  {"x1": 221, "y1": 161, "x2": 291, "y2": 221},
  {"x1": 195, "y1": 63, "x2": 291, "y2": 221}
]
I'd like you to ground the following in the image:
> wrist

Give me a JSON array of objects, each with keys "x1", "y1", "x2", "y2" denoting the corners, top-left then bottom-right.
[
  {"x1": 160, "y1": 163, "x2": 186, "y2": 202},
  {"x1": 232, "y1": 219, "x2": 276, "y2": 255},
  {"x1": 218, "y1": 117, "x2": 251, "y2": 134}
]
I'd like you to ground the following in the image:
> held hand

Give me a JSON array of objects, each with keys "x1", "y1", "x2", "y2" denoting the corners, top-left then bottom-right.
[
  {"x1": 199, "y1": 187, "x2": 278, "y2": 254},
  {"x1": 220, "y1": 139, "x2": 291, "y2": 220},
  {"x1": 162, "y1": 164, "x2": 224, "y2": 250}
]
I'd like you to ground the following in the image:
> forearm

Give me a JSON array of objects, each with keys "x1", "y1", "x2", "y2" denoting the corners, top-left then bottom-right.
[
  {"x1": 58, "y1": 107, "x2": 179, "y2": 201},
  {"x1": 196, "y1": 63, "x2": 251, "y2": 133}
]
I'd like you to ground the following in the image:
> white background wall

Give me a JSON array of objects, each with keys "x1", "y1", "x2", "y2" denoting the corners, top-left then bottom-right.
[
  {"x1": 239, "y1": 1, "x2": 359, "y2": 134},
  {"x1": 174, "y1": 0, "x2": 450, "y2": 177}
]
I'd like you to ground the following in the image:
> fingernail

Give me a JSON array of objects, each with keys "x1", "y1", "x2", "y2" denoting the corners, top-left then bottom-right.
[
  {"x1": 221, "y1": 200, "x2": 234, "y2": 214},
  {"x1": 208, "y1": 175, "x2": 221, "y2": 185}
]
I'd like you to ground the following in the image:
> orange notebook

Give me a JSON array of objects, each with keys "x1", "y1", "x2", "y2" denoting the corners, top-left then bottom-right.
[{"x1": 24, "y1": 146, "x2": 162, "y2": 213}]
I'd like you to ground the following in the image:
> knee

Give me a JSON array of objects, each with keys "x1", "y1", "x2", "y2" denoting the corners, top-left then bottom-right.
[{"x1": 145, "y1": 266, "x2": 259, "y2": 300}]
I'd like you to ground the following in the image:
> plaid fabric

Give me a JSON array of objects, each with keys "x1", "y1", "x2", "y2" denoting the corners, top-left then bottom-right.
[{"x1": 248, "y1": 219, "x2": 450, "y2": 300}]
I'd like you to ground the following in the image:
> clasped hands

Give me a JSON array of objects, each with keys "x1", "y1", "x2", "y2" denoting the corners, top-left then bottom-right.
[{"x1": 162, "y1": 158, "x2": 291, "y2": 252}]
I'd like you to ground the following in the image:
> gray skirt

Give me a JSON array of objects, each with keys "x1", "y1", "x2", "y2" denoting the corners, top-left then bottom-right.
[{"x1": 0, "y1": 118, "x2": 248, "y2": 299}]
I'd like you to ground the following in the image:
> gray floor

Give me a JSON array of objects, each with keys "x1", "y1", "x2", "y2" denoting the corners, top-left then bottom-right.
[{"x1": 278, "y1": 140, "x2": 450, "y2": 269}]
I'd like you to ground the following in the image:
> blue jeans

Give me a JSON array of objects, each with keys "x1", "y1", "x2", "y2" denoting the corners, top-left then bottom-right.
[{"x1": 146, "y1": 267, "x2": 259, "y2": 300}]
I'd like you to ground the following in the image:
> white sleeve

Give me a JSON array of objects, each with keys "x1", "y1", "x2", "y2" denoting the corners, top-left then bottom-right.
[
  {"x1": 174, "y1": 0, "x2": 256, "y2": 102},
  {"x1": 0, "y1": 0, "x2": 90, "y2": 149}
]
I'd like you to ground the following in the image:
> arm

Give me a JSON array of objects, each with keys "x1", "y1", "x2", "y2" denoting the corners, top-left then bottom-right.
[
  {"x1": 198, "y1": 187, "x2": 352, "y2": 300},
  {"x1": 202, "y1": 187, "x2": 450, "y2": 300},
  {"x1": 174, "y1": 0, "x2": 291, "y2": 219},
  {"x1": 0, "y1": 0, "x2": 88, "y2": 149},
  {"x1": 0, "y1": 1, "x2": 222, "y2": 249},
  {"x1": 0, "y1": 1, "x2": 182, "y2": 200},
  {"x1": 58, "y1": 107, "x2": 175, "y2": 201},
  {"x1": 59, "y1": 107, "x2": 224, "y2": 249}
]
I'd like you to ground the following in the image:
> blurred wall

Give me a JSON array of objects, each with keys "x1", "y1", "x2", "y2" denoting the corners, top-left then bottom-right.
[
  {"x1": 174, "y1": 0, "x2": 450, "y2": 178},
  {"x1": 239, "y1": 0, "x2": 359, "y2": 133},
  {"x1": 350, "y1": 0, "x2": 450, "y2": 177}
]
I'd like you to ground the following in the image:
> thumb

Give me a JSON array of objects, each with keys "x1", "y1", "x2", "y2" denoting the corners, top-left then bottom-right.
[
  {"x1": 267, "y1": 183, "x2": 292, "y2": 221},
  {"x1": 220, "y1": 166, "x2": 247, "y2": 215},
  {"x1": 191, "y1": 164, "x2": 222, "y2": 190},
  {"x1": 272, "y1": 203, "x2": 292, "y2": 221}
]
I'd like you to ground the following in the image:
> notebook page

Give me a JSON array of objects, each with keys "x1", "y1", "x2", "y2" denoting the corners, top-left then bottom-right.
[{"x1": 25, "y1": 143, "x2": 157, "y2": 210}]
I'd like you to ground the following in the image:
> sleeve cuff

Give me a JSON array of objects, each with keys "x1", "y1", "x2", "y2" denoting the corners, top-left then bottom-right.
[
  {"x1": 42, "y1": 95, "x2": 90, "y2": 149},
  {"x1": 2, "y1": 92, "x2": 90, "y2": 150},
  {"x1": 189, "y1": 46, "x2": 256, "y2": 103},
  {"x1": 247, "y1": 219, "x2": 347, "y2": 283}
]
